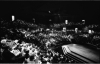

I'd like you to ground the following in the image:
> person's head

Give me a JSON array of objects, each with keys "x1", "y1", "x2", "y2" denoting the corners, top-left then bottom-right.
[{"x1": 29, "y1": 56, "x2": 34, "y2": 61}]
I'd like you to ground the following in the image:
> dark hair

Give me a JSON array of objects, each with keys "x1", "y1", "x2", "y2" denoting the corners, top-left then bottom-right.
[{"x1": 30, "y1": 56, "x2": 34, "y2": 61}]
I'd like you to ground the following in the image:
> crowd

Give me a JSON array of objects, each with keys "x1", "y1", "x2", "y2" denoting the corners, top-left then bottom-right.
[{"x1": 0, "y1": 19, "x2": 100, "y2": 63}]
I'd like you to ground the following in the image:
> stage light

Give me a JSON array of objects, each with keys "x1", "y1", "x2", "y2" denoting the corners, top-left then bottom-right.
[
  {"x1": 82, "y1": 20, "x2": 85, "y2": 21},
  {"x1": 65, "y1": 20, "x2": 68, "y2": 24},
  {"x1": 12, "y1": 15, "x2": 15, "y2": 21},
  {"x1": 88, "y1": 30, "x2": 92, "y2": 34}
]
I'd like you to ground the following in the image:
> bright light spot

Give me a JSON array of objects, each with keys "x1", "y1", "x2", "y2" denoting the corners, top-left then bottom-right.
[
  {"x1": 65, "y1": 20, "x2": 68, "y2": 24},
  {"x1": 88, "y1": 30, "x2": 92, "y2": 34},
  {"x1": 82, "y1": 20, "x2": 85, "y2": 21},
  {"x1": 12, "y1": 15, "x2": 15, "y2": 21},
  {"x1": 48, "y1": 11, "x2": 51, "y2": 13}
]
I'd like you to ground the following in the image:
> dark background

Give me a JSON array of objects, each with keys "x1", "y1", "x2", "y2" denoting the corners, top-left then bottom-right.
[{"x1": 0, "y1": 1, "x2": 100, "y2": 24}]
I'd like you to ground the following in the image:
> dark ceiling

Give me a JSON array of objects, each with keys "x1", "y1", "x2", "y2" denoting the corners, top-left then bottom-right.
[{"x1": 0, "y1": 1, "x2": 100, "y2": 24}]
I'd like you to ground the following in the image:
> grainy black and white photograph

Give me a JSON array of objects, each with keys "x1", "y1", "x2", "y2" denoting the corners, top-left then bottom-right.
[{"x1": 0, "y1": 0, "x2": 100, "y2": 64}]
